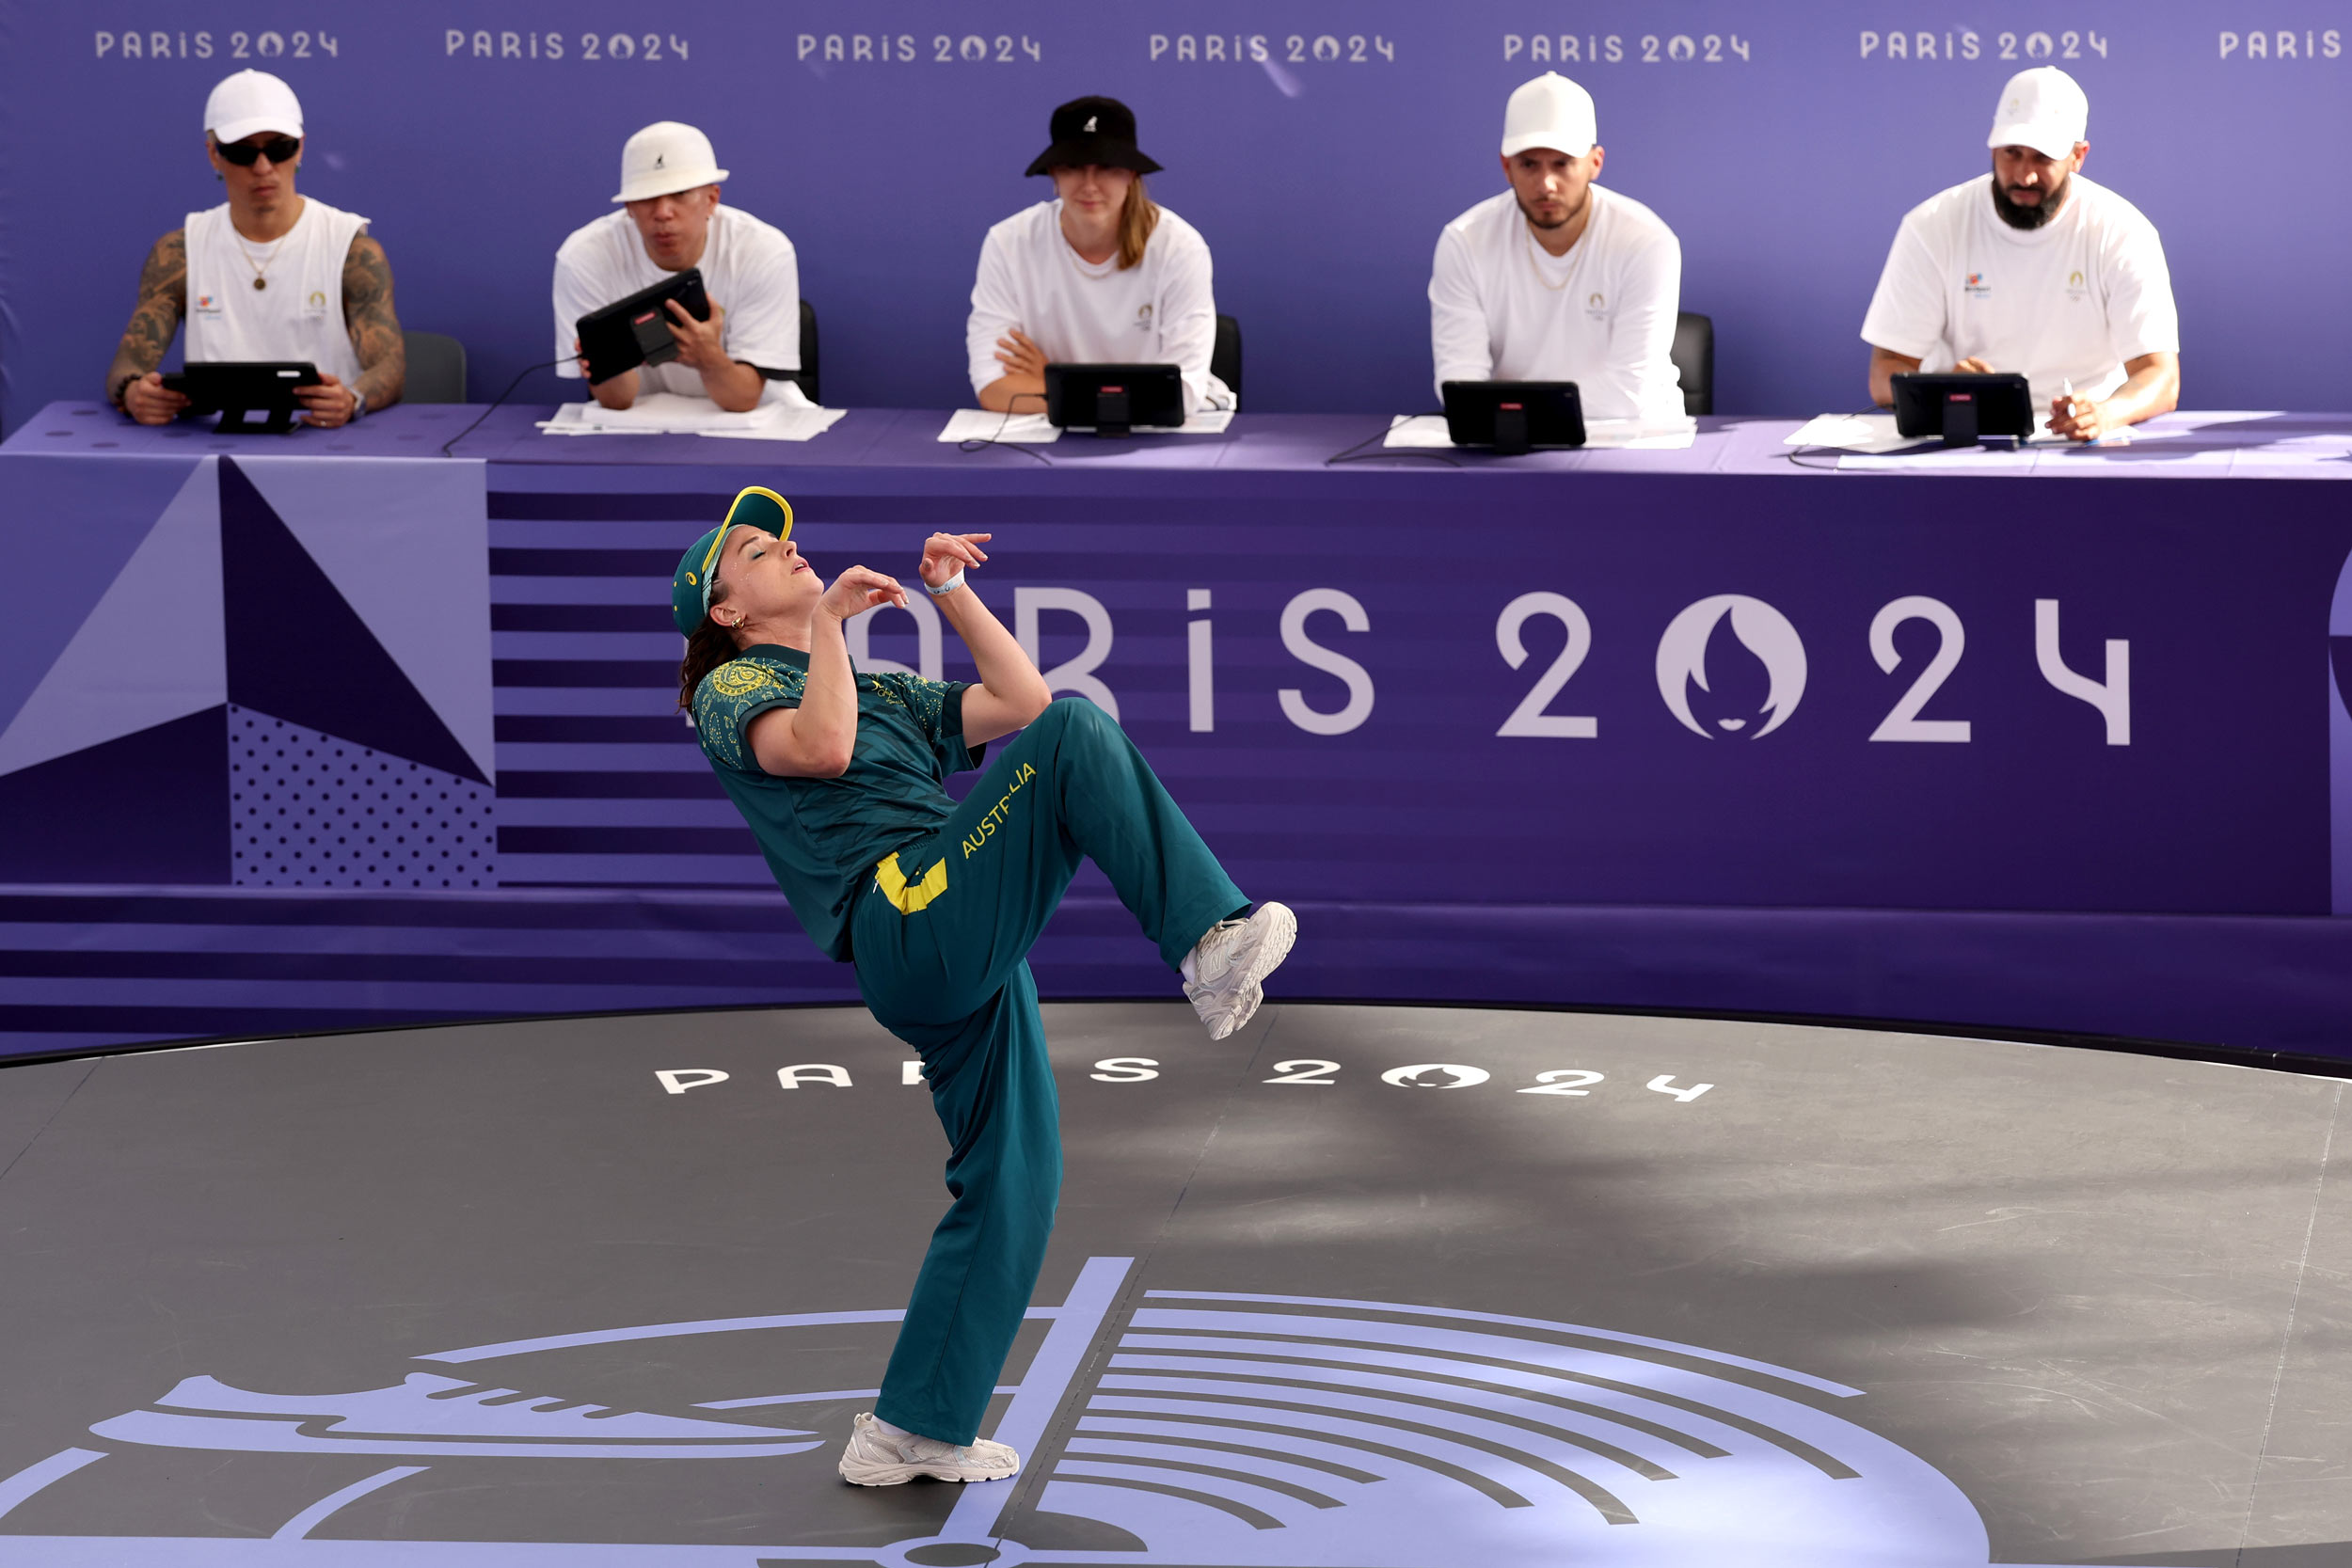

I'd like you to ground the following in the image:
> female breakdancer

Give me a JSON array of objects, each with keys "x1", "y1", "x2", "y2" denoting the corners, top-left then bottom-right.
[{"x1": 671, "y1": 486, "x2": 1295, "y2": 1485}]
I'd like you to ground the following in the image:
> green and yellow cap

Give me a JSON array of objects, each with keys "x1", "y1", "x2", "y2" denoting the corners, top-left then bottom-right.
[{"x1": 672, "y1": 486, "x2": 794, "y2": 636}]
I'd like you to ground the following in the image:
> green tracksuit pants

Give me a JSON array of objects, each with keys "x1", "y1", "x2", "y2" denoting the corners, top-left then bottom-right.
[{"x1": 851, "y1": 697, "x2": 1248, "y2": 1446}]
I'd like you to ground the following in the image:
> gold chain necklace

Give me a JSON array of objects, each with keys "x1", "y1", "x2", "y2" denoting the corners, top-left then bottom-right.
[
  {"x1": 232, "y1": 228, "x2": 280, "y2": 292},
  {"x1": 1525, "y1": 222, "x2": 1573, "y2": 291}
]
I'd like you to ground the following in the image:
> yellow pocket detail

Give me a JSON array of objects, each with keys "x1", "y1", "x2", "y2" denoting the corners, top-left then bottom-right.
[{"x1": 875, "y1": 852, "x2": 950, "y2": 914}]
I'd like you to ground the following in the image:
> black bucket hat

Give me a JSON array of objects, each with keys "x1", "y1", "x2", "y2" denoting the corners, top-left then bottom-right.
[{"x1": 1024, "y1": 95, "x2": 1163, "y2": 178}]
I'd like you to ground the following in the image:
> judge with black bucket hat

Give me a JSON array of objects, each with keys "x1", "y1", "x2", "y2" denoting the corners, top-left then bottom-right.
[{"x1": 966, "y1": 95, "x2": 1233, "y2": 415}]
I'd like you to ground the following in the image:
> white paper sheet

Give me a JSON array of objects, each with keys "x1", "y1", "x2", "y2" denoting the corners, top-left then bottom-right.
[
  {"x1": 699, "y1": 404, "x2": 850, "y2": 441},
  {"x1": 937, "y1": 408, "x2": 1234, "y2": 442},
  {"x1": 939, "y1": 410, "x2": 1061, "y2": 444},
  {"x1": 1785, "y1": 409, "x2": 2096, "y2": 456},
  {"x1": 536, "y1": 389, "x2": 847, "y2": 441},
  {"x1": 1383, "y1": 414, "x2": 1696, "y2": 451}
]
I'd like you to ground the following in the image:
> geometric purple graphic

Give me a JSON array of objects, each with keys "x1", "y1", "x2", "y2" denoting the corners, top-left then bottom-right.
[
  {"x1": 0, "y1": 458, "x2": 222, "y2": 780},
  {"x1": 220, "y1": 459, "x2": 488, "y2": 785},
  {"x1": 230, "y1": 706, "x2": 495, "y2": 889},
  {"x1": 239, "y1": 456, "x2": 494, "y2": 782},
  {"x1": 0, "y1": 706, "x2": 229, "y2": 884}
]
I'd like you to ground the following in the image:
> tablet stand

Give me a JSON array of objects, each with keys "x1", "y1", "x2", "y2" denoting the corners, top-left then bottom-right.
[
  {"x1": 1493, "y1": 402, "x2": 1532, "y2": 456},
  {"x1": 1094, "y1": 388, "x2": 1132, "y2": 438},
  {"x1": 214, "y1": 404, "x2": 303, "y2": 435},
  {"x1": 1940, "y1": 389, "x2": 1979, "y2": 448}
]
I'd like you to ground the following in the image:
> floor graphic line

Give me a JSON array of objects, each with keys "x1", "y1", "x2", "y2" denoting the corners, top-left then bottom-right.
[
  {"x1": 947, "y1": 1255, "x2": 1135, "y2": 1543},
  {"x1": 271, "y1": 1465, "x2": 427, "y2": 1540},
  {"x1": 0, "y1": 1448, "x2": 105, "y2": 1522}
]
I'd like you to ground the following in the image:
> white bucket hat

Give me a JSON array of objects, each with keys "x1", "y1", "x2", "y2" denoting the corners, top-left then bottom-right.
[
  {"x1": 613, "y1": 121, "x2": 729, "y2": 203},
  {"x1": 205, "y1": 69, "x2": 304, "y2": 145},
  {"x1": 1502, "y1": 72, "x2": 1597, "y2": 159},
  {"x1": 1987, "y1": 67, "x2": 2088, "y2": 160}
]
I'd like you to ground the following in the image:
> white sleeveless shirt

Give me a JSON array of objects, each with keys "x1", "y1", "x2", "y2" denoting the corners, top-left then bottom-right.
[{"x1": 184, "y1": 197, "x2": 369, "y2": 386}]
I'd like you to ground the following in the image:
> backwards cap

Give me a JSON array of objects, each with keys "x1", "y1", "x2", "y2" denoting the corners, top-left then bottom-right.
[{"x1": 671, "y1": 486, "x2": 793, "y2": 636}]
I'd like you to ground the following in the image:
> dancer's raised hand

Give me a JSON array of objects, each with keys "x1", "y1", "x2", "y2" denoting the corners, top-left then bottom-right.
[
  {"x1": 920, "y1": 532, "x2": 992, "y2": 592},
  {"x1": 820, "y1": 565, "x2": 908, "y2": 620}
]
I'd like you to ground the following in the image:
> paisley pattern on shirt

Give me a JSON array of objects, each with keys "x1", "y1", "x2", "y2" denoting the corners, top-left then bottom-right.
[
  {"x1": 694, "y1": 656, "x2": 961, "y2": 774},
  {"x1": 695, "y1": 657, "x2": 806, "y2": 772}
]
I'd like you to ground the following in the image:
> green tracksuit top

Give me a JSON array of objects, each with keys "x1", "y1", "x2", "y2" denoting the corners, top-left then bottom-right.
[{"x1": 692, "y1": 644, "x2": 983, "y2": 961}]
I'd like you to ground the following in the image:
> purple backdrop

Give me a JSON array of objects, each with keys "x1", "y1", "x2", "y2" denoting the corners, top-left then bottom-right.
[
  {"x1": 3, "y1": 1, "x2": 2349, "y2": 434},
  {"x1": 3, "y1": 413, "x2": 2349, "y2": 1058}
]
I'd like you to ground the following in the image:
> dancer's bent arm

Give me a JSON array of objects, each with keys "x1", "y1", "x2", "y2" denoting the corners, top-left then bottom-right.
[
  {"x1": 748, "y1": 562, "x2": 909, "y2": 778},
  {"x1": 920, "y1": 532, "x2": 1053, "y2": 745}
]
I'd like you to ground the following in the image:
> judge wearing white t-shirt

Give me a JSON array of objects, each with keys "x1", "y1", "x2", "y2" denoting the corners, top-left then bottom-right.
[
  {"x1": 108, "y1": 70, "x2": 404, "y2": 428},
  {"x1": 1428, "y1": 73, "x2": 1684, "y2": 425},
  {"x1": 969, "y1": 96, "x2": 1231, "y2": 415},
  {"x1": 553, "y1": 122, "x2": 801, "y2": 413},
  {"x1": 1862, "y1": 68, "x2": 2179, "y2": 442}
]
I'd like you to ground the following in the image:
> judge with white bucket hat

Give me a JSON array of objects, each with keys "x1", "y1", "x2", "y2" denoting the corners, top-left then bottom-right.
[
  {"x1": 1860, "y1": 66, "x2": 2180, "y2": 441},
  {"x1": 1427, "y1": 71, "x2": 1687, "y2": 425},
  {"x1": 551, "y1": 120, "x2": 803, "y2": 413}
]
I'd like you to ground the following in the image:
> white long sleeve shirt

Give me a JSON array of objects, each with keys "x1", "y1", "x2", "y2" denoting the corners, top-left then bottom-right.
[
  {"x1": 1859, "y1": 172, "x2": 2178, "y2": 407},
  {"x1": 1429, "y1": 186, "x2": 1685, "y2": 423},
  {"x1": 965, "y1": 199, "x2": 1231, "y2": 412}
]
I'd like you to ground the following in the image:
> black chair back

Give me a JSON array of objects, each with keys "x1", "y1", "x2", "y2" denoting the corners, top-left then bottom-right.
[
  {"x1": 400, "y1": 331, "x2": 467, "y2": 404},
  {"x1": 1671, "y1": 311, "x2": 1713, "y2": 418},
  {"x1": 1211, "y1": 314, "x2": 1242, "y2": 404},
  {"x1": 793, "y1": 298, "x2": 821, "y2": 406}
]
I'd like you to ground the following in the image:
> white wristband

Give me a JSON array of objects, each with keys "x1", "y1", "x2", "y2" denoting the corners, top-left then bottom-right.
[{"x1": 925, "y1": 570, "x2": 965, "y2": 597}]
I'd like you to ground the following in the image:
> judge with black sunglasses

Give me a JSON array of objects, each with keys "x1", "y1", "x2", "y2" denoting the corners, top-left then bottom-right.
[{"x1": 107, "y1": 70, "x2": 404, "y2": 427}]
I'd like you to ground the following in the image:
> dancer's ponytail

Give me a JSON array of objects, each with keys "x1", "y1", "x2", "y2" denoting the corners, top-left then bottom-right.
[{"x1": 676, "y1": 616, "x2": 741, "y2": 714}]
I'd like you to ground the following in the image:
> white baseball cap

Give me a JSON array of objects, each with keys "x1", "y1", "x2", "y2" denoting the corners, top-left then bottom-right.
[
  {"x1": 1502, "y1": 71, "x2": 1597, "y2": 159},
  {"x1": 204, "y1": 69, "x2": 303, "y2": 145},
  {"x1": 1987, "y1": 67, "x2": 2088, "y2": 160},
  {"x1": 613, "y1": 121, "x2": 729, "y2": 203}
]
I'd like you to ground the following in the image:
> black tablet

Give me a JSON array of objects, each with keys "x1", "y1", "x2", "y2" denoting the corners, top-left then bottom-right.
[
  {"x1": 576, "y1": 267, "x2": 711, "y2": 385},
  {"x1": 1891, "y1": 372, "x2": 2036, "y2": 445},
  {"x1": 1441, "y1": 381, "x2": 1585, "y2": 453},
  {"x1": 163, "y1": 361, "x2": 321, "y2": 434},
  {"x1": 1044, "y1": 363, "x2": 1185, "y2": 436}
]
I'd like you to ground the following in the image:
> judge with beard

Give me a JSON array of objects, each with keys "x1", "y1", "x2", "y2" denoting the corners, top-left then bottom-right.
[
  {"x1": 1427, "y1": 72, "x2": 1686, "y2": 426},
  {"x1": 1862, "y1": 67, "x2": 2179, "y2": 441}
]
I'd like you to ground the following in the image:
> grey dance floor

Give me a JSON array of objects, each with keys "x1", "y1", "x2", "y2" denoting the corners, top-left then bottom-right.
[{"x1": 0, "y1": 1003, "x2": 2344, "y2": 1567}]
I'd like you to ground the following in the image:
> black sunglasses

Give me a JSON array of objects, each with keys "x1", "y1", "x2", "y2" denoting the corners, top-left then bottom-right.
[{"x1": 215, "y1": 135, "x2": 300, "y2": 166}]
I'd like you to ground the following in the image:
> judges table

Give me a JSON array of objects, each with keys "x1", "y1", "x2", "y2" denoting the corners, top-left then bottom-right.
[{"x1": 3, "y1": 400, "x2": 2348, "y2": 1062}]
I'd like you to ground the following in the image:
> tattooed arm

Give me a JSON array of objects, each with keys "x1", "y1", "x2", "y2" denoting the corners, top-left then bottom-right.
[
  {"x1": 108, "y1": 231, "x2": 192, "y2": 424},
  {"x1": 294, "y1": 232, "x2": 406, "y2": 426}
]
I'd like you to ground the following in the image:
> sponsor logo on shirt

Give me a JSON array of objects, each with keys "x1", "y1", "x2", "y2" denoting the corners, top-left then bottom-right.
[
  {"x1": 1136, "y1": 302, "x2": 1152, "y2": 331},
  {"x1": 193, "y1": 293, "x2": 222, "y2": 315},
  {"x1": 306, "y1": 288, "x2": 330, "y2": 314},
  {"x1": 1963, "y1": 271, "x2": 1992, "y2": 297},
  {"x1": 1584, "y1": 290, "x2": 1608, "y2": 321},
  {"x1": 2065, "y1": 268, "x2": 2088, "y2": 300}
]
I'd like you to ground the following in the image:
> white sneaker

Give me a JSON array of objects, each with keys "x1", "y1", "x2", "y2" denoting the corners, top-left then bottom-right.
[
  {"x1": 837, "y1": 1412, "x2": 1020, "y2": 1485},
  {"x1": 1184, "y1": 902, "x2": 1297, "y2": 1040}
]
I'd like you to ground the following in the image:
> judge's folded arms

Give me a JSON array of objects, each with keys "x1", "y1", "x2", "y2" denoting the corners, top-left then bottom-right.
[
  {"x1": 106, "y1": 70, "x2": 405, "y2": 428},
  {"x1": 1861, "y1": 67, "x2": 2179, "y2": 443},
  {"x1": 1428, "y1": 72, "x2": 1686, "y2": 426},
  {"x1": 967, "y1": 96, "x2": 1232, "y2": 417},
  {"x1": 553, "y1": 121, "x2": 801, "y2": 413}
]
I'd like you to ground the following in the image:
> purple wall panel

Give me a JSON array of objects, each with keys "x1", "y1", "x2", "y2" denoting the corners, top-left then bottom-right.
[{"x1": 3, "y1": 2, "x2": 2348, "y2": 433}]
